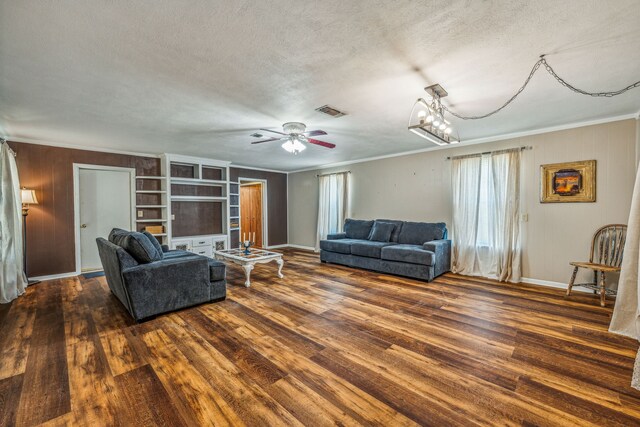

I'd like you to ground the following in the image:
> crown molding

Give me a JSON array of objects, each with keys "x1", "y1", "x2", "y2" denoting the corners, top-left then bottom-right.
[
  {"x1": 288, "y1": 113, "x2": 639, "y2": 174},
  {"x1": 230, "y1": 164, "x2": 289, "y2": 174},
  {"x1": 5, "y1": 112, "x2": 637, "y2": 173},
  {"x1": 5, "y1": 136, "x2": 161, "y2": 158}
]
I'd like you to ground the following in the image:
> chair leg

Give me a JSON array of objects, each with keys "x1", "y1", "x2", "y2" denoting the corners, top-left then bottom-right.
[
  {"x1": 593, "y1": 271, "x2": 599, "y2": 295},
  {"x1": 566, "y1": 266, "x2": 579, "y2": 297},
  {"x1": 599, "y1": 271, "x2": 607, "y2": 307}
]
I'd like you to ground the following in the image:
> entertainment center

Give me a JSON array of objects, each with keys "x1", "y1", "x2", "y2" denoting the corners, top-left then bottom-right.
[{"x1": 135, "y1": 154, "x2": 240, "y2": 256}]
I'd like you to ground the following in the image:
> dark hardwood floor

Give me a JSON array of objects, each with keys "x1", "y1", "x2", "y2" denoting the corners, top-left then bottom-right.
[{"x1": 1, "y1": 248, "x2": 640, "y2": 426}]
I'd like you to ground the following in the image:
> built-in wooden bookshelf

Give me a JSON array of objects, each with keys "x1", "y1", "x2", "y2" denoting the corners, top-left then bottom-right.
[
  {"x1": 134, "y1": 175, "x2": 167, "y2": 243},
  {"x1": 162, "y1": 154, "x2": 232, "y2": 255}
]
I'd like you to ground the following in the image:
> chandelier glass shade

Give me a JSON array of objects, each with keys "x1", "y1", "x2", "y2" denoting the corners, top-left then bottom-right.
[
  {"x1": 408, "y1": 97, "x2": 459, "y2": 146},
  {"x1": 281, "y1": 137, "x2": 306, "y2": 155}
]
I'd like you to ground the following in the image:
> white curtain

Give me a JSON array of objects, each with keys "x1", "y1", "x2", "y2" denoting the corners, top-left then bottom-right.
[
  {"x1": 316, "y1": 172, "x2": 349, "y2": 251},
  {"x1": 451, "y1": 149, "x2": 522, "y2": 282},
  {"x1": 0, "y1": 142, "x2": 28, "y2": 304},
  {"x1": 609, "y1": 164, "x2": 640, "y2": 390},
  {"x1": 451, "y1": 155, "x2": 482, "y2": 276}
]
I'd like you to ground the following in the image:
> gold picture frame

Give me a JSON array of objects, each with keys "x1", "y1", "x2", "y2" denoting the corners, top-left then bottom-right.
[{"x1": 540, "y1": 160, "x2": 596, "y2": 203}]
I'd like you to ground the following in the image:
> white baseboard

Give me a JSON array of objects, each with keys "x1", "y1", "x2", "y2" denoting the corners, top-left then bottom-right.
[
  {"x1": 284, "y1": 244, "x2": 317, "y2": 251},
  {"x1": 265, "y1": 244, "x2": 290, "y2": 249},
  {"x1": 520, "y1": 277, "x2": 590, "y2": 293},
  {"x1": 30, "y1": 271, "x2": 78, "y2": 282}
]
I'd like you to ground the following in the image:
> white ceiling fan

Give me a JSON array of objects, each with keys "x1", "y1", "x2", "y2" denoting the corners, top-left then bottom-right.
[{"x1": 251, "y1": 122, "x2": 336, "y2": 155}]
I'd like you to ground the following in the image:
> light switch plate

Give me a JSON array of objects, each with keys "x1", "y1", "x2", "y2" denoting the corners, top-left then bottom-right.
[{"x1": 137, "y1": 210, "x2": 143, "y2": 218}]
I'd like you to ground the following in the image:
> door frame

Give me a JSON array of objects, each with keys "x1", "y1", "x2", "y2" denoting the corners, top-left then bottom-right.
[
  {"x1": 73, "y1": 163, "x2": 136, "y2": 274},
  {"x1": 238, "y1": 178, "x2": 268, "y2": 248}
]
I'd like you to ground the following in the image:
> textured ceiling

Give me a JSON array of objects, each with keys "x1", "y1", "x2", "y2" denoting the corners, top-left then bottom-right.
[{"x1": 1, "y1": 1, "x2": 639, "y2": 171}]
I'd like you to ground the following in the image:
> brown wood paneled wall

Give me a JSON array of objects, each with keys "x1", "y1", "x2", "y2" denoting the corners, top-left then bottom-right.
[
  {"x1": 230, "y1": 167, "x2": 288, "y2": 246},
  {"x1": 6, "y1": 142, "x2": 290, "y2": 276},
  {"x1": 171, "y1": 201, "x2": 223, "y2": 237},
  {"x1": 7, "y1": 141, "x2": 160, "y2": 277}
]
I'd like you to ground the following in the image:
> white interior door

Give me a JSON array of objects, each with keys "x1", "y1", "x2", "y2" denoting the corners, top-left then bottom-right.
[{"x1": 78, "y1": 168, "x2": 133, "y2": 272}]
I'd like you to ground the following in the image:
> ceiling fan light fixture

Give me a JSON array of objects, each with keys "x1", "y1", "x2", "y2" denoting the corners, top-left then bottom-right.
[{"x1": 281, "y1": 137, "x2": 306, "y2": 155}]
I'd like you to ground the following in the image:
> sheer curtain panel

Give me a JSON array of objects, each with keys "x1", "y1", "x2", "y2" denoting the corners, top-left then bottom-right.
[
  {"x1": 0, "y1": 141, "x2": 28, "y2": 303},
  {"x1": 451, "y1": 149, "x2": 522, "y2": 282},
  {"x1": 316, "y1": 172, "x2": 349, "y2": 251},
  {"x1": 609, "y1": 164, "x2": 640, "y2": 390}
]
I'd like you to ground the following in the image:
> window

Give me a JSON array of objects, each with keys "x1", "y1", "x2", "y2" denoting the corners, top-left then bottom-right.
[
  {"x1": 315, "y1": 172, "x2": 350, "y2": 250},
  {"x1": 451, "y1": 149, "x2": 522, "y2": 282}
]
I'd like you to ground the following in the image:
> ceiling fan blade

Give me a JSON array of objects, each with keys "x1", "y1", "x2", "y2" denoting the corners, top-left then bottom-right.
[
  {"x1": 251, "y1": 137, "x2": 284, "y2": 144},
  {"x1": 302, "y1": 130, "x2": 327, "y2": 137},
  {"x1": 260, "y1": 128, "x2": 288, "y2": 136},
  {"x1": 307, "y1": 138, "x2": 336, "y2": 149}
]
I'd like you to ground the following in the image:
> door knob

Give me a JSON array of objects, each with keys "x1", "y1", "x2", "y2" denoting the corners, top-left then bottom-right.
[{"x1": 80, "y1": 224, "x2": 87, "y2": 228}]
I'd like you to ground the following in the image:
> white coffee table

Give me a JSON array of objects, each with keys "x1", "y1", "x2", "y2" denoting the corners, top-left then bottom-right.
[{"x1": 214, "y1": 248, "x2": 284, "y2": 287}]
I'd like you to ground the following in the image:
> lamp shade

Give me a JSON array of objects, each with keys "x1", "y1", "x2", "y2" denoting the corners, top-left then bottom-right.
[{"x1": 21, "y1": 189, "x2": 38, "y2": 205}]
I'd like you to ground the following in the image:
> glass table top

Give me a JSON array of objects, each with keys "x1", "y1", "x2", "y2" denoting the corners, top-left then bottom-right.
[{"x1": 215, "y1": 248, "x2": 282, "y2": 260}]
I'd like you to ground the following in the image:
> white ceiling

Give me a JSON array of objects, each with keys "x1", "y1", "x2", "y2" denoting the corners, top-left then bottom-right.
[{"x1": 1, "y1": 1, "x2": 639, "y2": 171}]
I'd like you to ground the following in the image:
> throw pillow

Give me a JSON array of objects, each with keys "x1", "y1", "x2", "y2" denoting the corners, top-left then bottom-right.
[
  {"x1": 344, "y1": 219, "x2": 374, "y2": 240},
  {"x1": 368, "y1": 222, "x2": 395, "y2": 242},
  {"x1": 108, "y1": 228, "x2": 129, "y2": 247},
  {"x1": 143, "y1": 231, "x2": 164, "y2": 259},
  {"x1": 124, "y1": 232, "x2": 162, "y2": 263}
]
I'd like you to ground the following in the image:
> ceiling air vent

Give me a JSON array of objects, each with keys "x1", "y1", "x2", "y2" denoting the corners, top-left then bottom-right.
[{"x1": 315, "y1": 105, "x2": 346, "y2": 118}]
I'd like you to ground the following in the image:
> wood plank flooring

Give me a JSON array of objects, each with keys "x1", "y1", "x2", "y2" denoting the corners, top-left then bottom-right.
[{"x1": 2, "y1": 248, "x2": 640, "y2": 426}]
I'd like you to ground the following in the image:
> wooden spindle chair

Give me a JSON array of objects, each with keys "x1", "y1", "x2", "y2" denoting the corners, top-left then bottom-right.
[{"x1": 566, "y1": 224, "x2": 627, "y2": 307}]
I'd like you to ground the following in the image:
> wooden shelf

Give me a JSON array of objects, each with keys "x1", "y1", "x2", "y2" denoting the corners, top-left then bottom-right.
[
  {"x1": 171, "y1": 196, "x2": 227, "y2": 202},
  {"x1": 171, "y1": 178, "x2": 227, "y2": 186},
  {"x1": 136, "y1": 190, "x2": 166, "y2": 194},
  {"x1": 136, "y1": 176, "x2": 165, "y2": 179},
  {"x1": 136, "y1": 219, "x2": 168, "y2": 223},
  {"x1": 136, "y1": 205, "x2": 167, "y2": 208},
  {"x1": 151, "y1": 233, "x2": 167, "y2": 237}
]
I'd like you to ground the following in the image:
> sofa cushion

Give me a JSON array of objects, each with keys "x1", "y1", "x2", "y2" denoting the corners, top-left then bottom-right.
[
  {"x1": 344, "y1": 219, "x2": 374, "y2": 240},
  {"x1": 397, "y1": 222, "x2": 447, "y2": 245},
  {"x1": 351, "y1": 241, "x2": 396, "y2": 258},
  {"x1": 320, "y1": 238, "x2": 361, "y2": 254},
  {"x1": 163, "y1": 250, "x2": 193, "y2": 260},
  {"x1": 207, "y1": 258, "x2": 226, "y2": 282},
  {"x1": 368, "y1": 221, "x2": 396, "y2": 242},
  {"x1": 123, "y1": 232, "x2": 163, "y2": 263},
  {"x1": 375, "y1": 219, "x2": 404, "y2": 242},
  {"x1": 143, "y1": 231, "x2": 164, "y2": 260},
  {"x1": 381, "y1": 244, "x2": 435, "y2": 266}
]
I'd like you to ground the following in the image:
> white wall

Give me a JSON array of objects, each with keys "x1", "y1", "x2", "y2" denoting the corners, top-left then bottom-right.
[{"x1": 288, "y1": 119, "x2": 637, "y2": 286}]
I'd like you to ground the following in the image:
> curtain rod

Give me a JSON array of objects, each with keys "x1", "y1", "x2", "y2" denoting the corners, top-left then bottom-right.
[
  {"x1": 445, "y1": 145, "x2": 532, "y2": 161},
  {"x1": 316, "y1": 171, "x2": 351, "y2": 177}
]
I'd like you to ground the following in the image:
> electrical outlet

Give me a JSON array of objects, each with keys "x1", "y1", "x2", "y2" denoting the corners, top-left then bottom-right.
[
  {"x1": 137, "y1": 210, "x2": 143, "y2": 218},
  {"x1": 171, "y1": 214, "x2": 176, "y2": 220},
  {"x1": 521, "y1": 213, "x2": 529, "y2": 222}
]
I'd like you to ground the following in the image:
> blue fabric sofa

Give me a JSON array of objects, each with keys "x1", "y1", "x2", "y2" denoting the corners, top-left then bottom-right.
[
  {"x1": 96, "y1": 228, "x2": 226, "y2": 321},
  {"x1": 319, "y1": 219, "x2": 451, "y2": 282}
]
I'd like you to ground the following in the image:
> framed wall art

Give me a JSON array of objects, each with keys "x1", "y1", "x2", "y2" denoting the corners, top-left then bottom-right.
[{"x1": 540, "y1": 160, "x2": 596, "y2": 203}]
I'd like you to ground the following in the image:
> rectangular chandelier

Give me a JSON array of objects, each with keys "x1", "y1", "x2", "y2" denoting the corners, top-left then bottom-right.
[{"x1": 408, "y1": 98, "x2": 459, "y2": 146}]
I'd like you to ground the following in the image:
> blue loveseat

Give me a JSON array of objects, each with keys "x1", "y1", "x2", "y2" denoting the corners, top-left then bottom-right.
[{"x1": 319, "y1": 219, "x2": 451, "y2": 282}]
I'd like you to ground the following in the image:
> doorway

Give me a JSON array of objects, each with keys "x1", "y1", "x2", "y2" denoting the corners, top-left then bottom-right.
[
  {"x1": 74, "y1": 164, "x2": 135, "y2": 273},
  {"x1": 240, "y1": 180, "x2": 267, "y2": 248}
]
